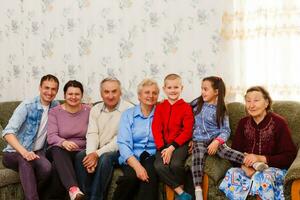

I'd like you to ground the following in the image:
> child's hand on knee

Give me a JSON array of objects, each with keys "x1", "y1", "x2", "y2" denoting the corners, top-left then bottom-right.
[
  {"x1": 207, "y1": 140, "x2": 219, "y2": 155},
  {"x1": 161, "y1": 145, "x2": 175, "y2": 164},
  {"x1": 188, "y1": 140, "x2": 193, "y2": 154}
]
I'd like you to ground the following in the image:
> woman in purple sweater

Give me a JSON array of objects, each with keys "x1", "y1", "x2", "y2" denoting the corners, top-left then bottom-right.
[
  {"x1": 219, "y1": 86, "x2": 297, "y2": 200},
  {"x1": 47, "y1": 80, "x2": 90, "y2": 200}
]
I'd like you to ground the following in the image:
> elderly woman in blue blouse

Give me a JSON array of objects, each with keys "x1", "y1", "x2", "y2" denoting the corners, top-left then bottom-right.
[{"x1": 112, "y1": 79, "x2": 159, "y2": 200}]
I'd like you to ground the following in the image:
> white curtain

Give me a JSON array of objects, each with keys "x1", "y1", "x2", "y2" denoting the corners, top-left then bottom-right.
[{"x1": 218, "y1": 0, "x2": 300, "y2": 101}]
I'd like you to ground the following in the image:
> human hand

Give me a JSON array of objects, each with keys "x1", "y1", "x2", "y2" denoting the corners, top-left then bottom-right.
[
  {"x1": 22, "y1": 151, "x2": 40, "y2": 161},
  {"x1": 207, "y1": 140, "x2": 220, "y2": 155},
  {"x1": 62, "y1": 140, "x2": 79, "y2": 151},
  {"x1": 161, "y1": 145, "x2": 175, "y2": 165},
  {"x1": 243, "y1": 153, "x2": 260, "y2": 167},
  {"x1": 134, "y1": 164, "x2": 149, "y2": 182},
  {"x1": 86, "y1": 166, "x2": 96, "y2": 173},
  {"x1": 83, "y1": 152, "x2": 99, "y2": 169},
  {"x1": 188, "y1": 141, "x2": 193, "y2": 154},
  {"x1": 241, "y1": 164, "x2": 255, "y2": 177}
]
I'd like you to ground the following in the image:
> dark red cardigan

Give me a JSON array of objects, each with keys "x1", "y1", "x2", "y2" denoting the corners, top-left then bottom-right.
[
  {"x1": 152, "y1": 99, "x2": 194, "y2": 150},
  {"x1": 232, "y1": 112, "x2": 297, "y2": 169}
]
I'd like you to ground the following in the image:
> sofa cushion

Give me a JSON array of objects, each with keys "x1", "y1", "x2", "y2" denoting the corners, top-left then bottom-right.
[
  {"x1": 0, "y1": 101, "x2": 21, "y2": 129},
  {"x1": 0, "y1": 168, "x2": 20, "y2": 187},
  {"x1": 272, "y1": 101, "x2": 300, "y2": 148},
  {"x1": 0, "y1": 125, "x2": 5, "y2": 156},
  {"x1": 227, "y1": 102, "x2": 246, "y2": 140}
]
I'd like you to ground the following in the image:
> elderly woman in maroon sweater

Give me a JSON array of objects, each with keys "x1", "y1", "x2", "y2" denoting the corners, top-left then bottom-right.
[{"x1": 219, "y1": 86, "x2": 297, "y2": 200}]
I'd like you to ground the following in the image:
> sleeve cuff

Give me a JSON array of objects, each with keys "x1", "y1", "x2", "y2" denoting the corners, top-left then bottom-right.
[
  {"x1": 2, "y1": 130, "x2": 15, "y2": 138},
  {"x1": 58, "y1": 139, "x2": 66, "y2": 147},
  {"x1": 158, "y1": 145, "x2": 166, "y2": 151},
  {"x1": 171, "y1": 142, "x2": 179, "y2": 149},
  {"x1": 215, "y1": 137, "x2": 225, "y2": 144}
]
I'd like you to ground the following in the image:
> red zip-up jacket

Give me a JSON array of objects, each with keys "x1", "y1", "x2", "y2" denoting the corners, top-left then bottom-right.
[{"x1": 152, "y1": 99, "x2": 194, "y2": 150}]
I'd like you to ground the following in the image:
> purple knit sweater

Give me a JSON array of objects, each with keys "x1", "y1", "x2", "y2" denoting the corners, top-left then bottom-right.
[{"x1": 47, "y1": 104, "x2": 91, "y2": 151}]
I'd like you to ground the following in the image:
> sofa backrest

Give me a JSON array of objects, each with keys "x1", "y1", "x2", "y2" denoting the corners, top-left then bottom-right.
[
  {"x1": 0, "y1": 101, "x2": 21, "y2": 155},
  {"x1": 0, "y1": 101, "x2": 21, "y2": 130},
  {"x1": 1, "y1": 100, "x2": 300, "y2": 153},
  {"x1": 0, "y1": 124, "x2": 4, "y2": 155},
  {"x1": 227, "y1": 101, "x2": 300, "y2": 149}
]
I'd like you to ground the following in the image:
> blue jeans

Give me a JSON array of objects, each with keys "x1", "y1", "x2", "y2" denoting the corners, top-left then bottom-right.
[{"x1": 75, "y1": 151, "x2": 119, "y2": 200}]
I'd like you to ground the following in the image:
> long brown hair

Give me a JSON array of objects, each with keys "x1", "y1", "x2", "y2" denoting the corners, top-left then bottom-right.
[{"x1": 195, "y1": 76, "x2": 227, "y2": 128}]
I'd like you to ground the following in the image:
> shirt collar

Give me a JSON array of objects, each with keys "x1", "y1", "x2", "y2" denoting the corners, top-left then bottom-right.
[
  {"x1": 133, "y1": 104, "x2": 155, "y2": 118},
  {"x1": 36, "y1": 96, "x2": 57, "y2": 110},
  {"x1": 35, "y1": 96, "x2": 44, "y2": 110},
  {"x1": 204, "y1": 102, "x2": 217, "y2": 108},
  {"x1": 250, "y1": 111, "x2": 272, "y2": 128},
  {"x1": 100, "y1": 100, "x2": 121, "y2": 113}
]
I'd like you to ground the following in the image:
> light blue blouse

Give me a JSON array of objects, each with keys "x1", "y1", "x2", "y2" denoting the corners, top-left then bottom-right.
[{"x1": 117, "y1": 104, "x2": 156, "y2": 165}]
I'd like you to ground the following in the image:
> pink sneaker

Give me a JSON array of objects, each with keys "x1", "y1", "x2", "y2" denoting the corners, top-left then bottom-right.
[{"x1": 69, "y1": 186, "x2": 84, "y2": 200}]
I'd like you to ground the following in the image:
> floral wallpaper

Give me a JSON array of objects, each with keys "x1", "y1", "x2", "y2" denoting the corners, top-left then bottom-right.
[{"x1": 0, "y1": 0, "x2": 224, "y2": 103}]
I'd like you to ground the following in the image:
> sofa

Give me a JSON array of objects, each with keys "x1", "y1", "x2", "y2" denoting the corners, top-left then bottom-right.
[{"x1": 1, "y1": 101, "x2": 300, "y2": 200}]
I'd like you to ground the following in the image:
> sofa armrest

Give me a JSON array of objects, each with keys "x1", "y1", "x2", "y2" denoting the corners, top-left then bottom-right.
[
  {"x1": 285, "y1": 148, "x2": 300, "y2": 185},
  {"x1": 291, "y1": 179, "x2": 300, "y2": 200},
  {"x1": 284, "y1": 149, "x2": 300, "y2": 200}
]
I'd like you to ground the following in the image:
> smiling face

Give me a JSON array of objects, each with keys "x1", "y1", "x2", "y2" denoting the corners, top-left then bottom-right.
[
  {"x1": 201, "y1": 80, "x2": 218, "y2": 104},
  {"x1": 245, "y1": 91, "x2": 269, "y2": 122},
  {"x1": 64, "y1": 86, "x2": 83, "y2": 107},
  {"x1": 39, "y1": 80, "x2": 59, "y2": 106},
  {"x1": 138, "y1": 85, "x2": 159, "y2": 107},
  {"x1": 163, "y1": 78, "x2": 183, "y2": 104},
  {"x1": 101, "y1": 80, "x2": 121, "y2": 111}
]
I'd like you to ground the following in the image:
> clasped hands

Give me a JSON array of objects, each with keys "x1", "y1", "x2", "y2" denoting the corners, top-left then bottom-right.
[
  {"x1": 62, "y1": 140, "x2": 79, "y2": 151},
  {"x1": 242, "y1": 153, "x2": 266, "y2": 177},
  {"x1": 82, "y1": 152, "x2": 99, "y2": 173}
]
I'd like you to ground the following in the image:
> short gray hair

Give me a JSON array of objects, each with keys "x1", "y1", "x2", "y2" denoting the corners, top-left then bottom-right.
[
  {"x1": 137, "y1": 79, "x2": 159, "y2": 94},
  {"x1": 100, "y1": 77, "x2": 121, "y2": 90}
]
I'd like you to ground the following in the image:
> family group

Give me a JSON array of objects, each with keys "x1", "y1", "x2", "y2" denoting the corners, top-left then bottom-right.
[{"x1": 1, "y1": 73, "x2": 297, "y2": 200}]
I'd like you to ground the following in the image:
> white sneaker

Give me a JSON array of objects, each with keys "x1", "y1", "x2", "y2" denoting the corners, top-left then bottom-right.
[
  {"x1": 253, "y1": 162, "x2": 269, "y2": 171},
  {"x1": 195, "y1": 188, "x2": 203, "y2": 200},
  {"x1": 69, "y1": 186, "x2": 84, "y2": 200}
]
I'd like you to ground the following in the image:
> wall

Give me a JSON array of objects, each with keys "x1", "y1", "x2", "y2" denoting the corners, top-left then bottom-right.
[{"x1": 0, "y1": 0, "x2": 224, "y2": 103}]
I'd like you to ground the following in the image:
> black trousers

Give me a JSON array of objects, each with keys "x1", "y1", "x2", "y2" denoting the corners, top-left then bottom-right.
[
  {"x1": 43, "y1": 147, "x2": 76, "y2": 200},
  {"x1": 48, "y1": 146, "x2": 79, "y2": 190},
  {"x1": 112, "y1": 155, "x2": 158, "y2": 200},
  {"x1": 154, "y1": 143, "x2": 189, "y2": 188}
]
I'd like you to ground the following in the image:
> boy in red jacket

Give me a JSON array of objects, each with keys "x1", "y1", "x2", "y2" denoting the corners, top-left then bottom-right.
[{"x1": 152, "y1": 74, "x2": 194, "y2": 200}]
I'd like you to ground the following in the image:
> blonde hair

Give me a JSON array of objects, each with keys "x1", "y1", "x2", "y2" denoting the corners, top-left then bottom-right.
[
  {"x1": 164, "y1": 73, "x2": 182, "y2": 86},
  {"x1": 137, "y1": 79, "x2": 159, "y2": 94}
]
